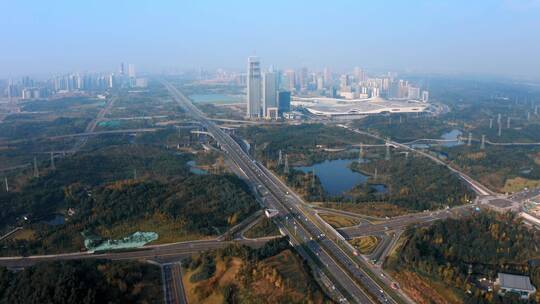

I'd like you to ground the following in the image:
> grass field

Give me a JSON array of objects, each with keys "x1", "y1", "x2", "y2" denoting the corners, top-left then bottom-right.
[
  {"x1": 349, "y1": 236, "x2": 380, "y2": 255},
  {"x1": 319, "y1": 213, "x2": 361, "y2": 228},
  {"x1": 501, "y1": 176, "x2": 540, "y2": 193},
  {"x1": 10, "y1": 228, "x2": 36, "y2": 241},
  {"x1": 322, "y1": 202, "x2": 409, "y2": 218},
  {"x1": 97, "y1": 213, "x2": 212, "y2": 245},
  {"x1": 243, "y1": 217, "x2": 280, "y2": 238}
]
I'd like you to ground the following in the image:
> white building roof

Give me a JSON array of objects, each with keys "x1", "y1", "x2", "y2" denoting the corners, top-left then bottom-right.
[{"x1": 498, "y1": 273, "x2": 535, "y2": 291}]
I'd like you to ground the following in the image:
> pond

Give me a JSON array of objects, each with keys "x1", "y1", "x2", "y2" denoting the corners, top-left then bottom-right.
[
  {"x1": 41, "y1": 214, "x2": 65, "y2": 226},
  {"x1": 295, "y1": 159, "x2": 384, "y2": 196},
  {"x1": 187, "y1": 160, "x2": 208, "y2": 175},
  {"x1": 440, "y1": 129, "x2": 463, "y2": 147}
]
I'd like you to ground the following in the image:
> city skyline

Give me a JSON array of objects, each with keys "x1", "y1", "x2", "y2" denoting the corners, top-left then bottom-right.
[{"x1": 1, "y1": 1, "x2": 540, "y2": 79}]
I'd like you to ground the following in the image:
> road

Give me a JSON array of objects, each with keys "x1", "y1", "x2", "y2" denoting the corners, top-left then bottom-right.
[
  {"x1": 0, "y1": 238, "x2": 270, "y2": 268},
  {"x1": 162, "y1": 262, "x2": 188, "y2": 304},
  {"x1": 339, "y1": 204, "x2": 475, "y2": 239},
  {"x1": 163, "y1": 80, "x2": 408, "y2": 304}
]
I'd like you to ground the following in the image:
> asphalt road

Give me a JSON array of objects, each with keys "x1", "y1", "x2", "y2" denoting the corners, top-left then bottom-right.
[
  {"x1": 162, "y1": 262, "x2": 188, "y2": 304},
  {"x1": 0, "y1": 238, "x2": 270, "y2": 268}
]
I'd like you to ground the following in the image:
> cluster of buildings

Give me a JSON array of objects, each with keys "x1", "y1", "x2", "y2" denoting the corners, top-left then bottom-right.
[
  {"x1": 2, "y1": 63, "x2": 147, "y2": 101},
  {"x1": 244, "y1": 57, "x2": 430, "y2": 119},
  {"x1": 246, "y1": 57, "x2": 291, "y2": 119}
]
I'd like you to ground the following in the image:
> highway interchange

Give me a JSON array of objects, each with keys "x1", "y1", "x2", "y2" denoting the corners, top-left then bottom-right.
[{"x1": 163, "y1": 81, "x2": 409, "y2": 303}]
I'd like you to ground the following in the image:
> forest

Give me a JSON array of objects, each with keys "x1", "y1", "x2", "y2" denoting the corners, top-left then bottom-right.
[
  {"x1": 238, "y1": 123, "x2": 381, "y2": 166},
  {"x1": 0, "y1": 260, "x2": 162, "y2": 304},
  {"x1": 0, "y1": 144, "x2": 259, "y2": 255},
  {"x1": 349, "y1": 154, "x2": 474, "y2": 211},
  {"x1": 389, "y1": 212, "x2": 540, "y2": 303}
]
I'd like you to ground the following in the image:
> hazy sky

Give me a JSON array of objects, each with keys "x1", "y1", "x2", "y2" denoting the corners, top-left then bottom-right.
[{"x1": 1, "y1": 0, "x2": 540, "y2": 78}]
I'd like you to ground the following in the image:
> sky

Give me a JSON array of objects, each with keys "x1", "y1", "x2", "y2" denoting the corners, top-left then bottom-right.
[{"x1": 1, "y1": 0, "x2": 540, "y2": 79}]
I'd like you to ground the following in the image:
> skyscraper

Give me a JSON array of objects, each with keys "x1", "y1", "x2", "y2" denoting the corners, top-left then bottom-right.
[
  {"x1": 408, "y1": 86, "x2": 420, "y2": 100},
  {"x1": 278, "y1": 91, "x2": 291, "y2": 115},
  {"x1": 421, "y1": 90, "x2": 429, "y2": 102},
  {"x1": 262, "y1": 71, "x2": 277, "y2": 118},
  {"x1": 128, "y1": 64, "x2": 136, "y2": 78},
  {"x1": 246, "y1": 57, "x2": 262, "y2": 118}
]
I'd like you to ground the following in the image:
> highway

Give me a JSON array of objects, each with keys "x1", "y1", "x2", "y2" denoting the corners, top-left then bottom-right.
[
  {"x1": 162, "y1": 262, "x2": 188, "y2": 304},
  {"x1": 339, "y1": 204, "x2": 475, "y2": 239},
  {"x1": 0, "y1": 238, "x2": 270, "y2": 268},
  {"x1": 163, "y1": 80, "x2": 408, "y2": 304}
]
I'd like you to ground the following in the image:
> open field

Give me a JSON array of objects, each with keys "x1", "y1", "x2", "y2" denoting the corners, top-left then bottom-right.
[{"x1": 319, "y1": 213, "x2": 361, "y2": 228}]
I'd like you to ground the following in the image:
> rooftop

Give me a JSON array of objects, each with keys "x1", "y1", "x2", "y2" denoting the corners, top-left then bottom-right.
[{"x1": 498, "y1": 273, "x2": 535, "y2": 291}]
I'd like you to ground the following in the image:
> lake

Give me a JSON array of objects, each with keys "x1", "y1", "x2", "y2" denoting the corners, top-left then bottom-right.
[
  {"x1": 189, "y1": 94, "x2": 244, "y2": 104},
  {"x1": 295, "y1": 159, "x2": 373, "y2": 196}
]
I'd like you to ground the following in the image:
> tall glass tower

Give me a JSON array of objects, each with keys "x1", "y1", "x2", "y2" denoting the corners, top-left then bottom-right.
[{"x1": 247, "y1": 57, "x2": 261, "y2": 118}]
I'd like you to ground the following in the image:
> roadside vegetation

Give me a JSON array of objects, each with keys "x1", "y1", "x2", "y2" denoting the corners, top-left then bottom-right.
[
  {"x1": 349, "y1": 236, "x2": 380, "y2": 255},
  {"x1": 182, "y1": 237, "x2": 330, "y2": 304},
  {"x1": 243, "y1": 217, "x2": 280, "y2": 239},
  {"x1": 319, "y1": 213, "x2": 361, "y2": 228}
]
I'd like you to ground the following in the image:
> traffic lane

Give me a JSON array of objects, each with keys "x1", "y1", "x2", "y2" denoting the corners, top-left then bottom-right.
[{"x1": 0, "y1": 239, "x2": 271, "y2": 268}]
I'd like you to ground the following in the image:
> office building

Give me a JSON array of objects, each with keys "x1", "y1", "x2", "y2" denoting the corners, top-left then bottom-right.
[
  {"x1": 408, "y1": 86, "x2": 420, "y2": 100},
  {"x1": 496, "y1": 273, "x2": 536, "y2": 299},
  {"x1": 421, "y1": 90, "x2": 429, "y2": 102},
  {"x1": 128, "y1": 64, "x2": 136, "y2": 78},
  {"x1": 262, "y1": 72, "x2": 278, "y2": 118},
  {"x1": 278, "y1": 91, "x2": 291, "y2": 115},
  {"x1": 246, "y1": 57, "x2": 262, "y2": 118}
]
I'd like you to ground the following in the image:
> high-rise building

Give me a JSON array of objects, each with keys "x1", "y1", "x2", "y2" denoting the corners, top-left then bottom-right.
[
  {"x1": 262, "y1": 72, "x2": 278, "y2": 118},
  {"x1": 278, "y1": 91, "x2": 291, "y2": 115},
  {"x1": 128, "y1": 64, "x2": 136, "y2": 78},
  {"x1": 246, "y1": 57, "x2": 262, "y2": 118},
  {"x1": 421, "y1": 90, "x2": 429, "y2": 102},
  {"x1": 323, "y1": 67, "x2": 331, "y2": 88},
  {"x1": 108, "y1": 74, "x2": 115, "y2": 88},
  {"x1": 120, "y1": 63, "x2": 125, "y2": 75},
  {"x1": 408, "y1": 86, "x2": 420, "y2": 100},
  {"x1": 283, "y1": 69, "x2": 296, "y2": 91}
]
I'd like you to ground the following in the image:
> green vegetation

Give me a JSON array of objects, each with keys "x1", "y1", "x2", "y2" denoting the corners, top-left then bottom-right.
[
  {"x1": 0, "y1": 260, "x2": 162, "y2": 304},
  {"x1": 352, "y1": 77, "x2": 540, "y2": 194},
  {"x1": 349, "y1": 154, "x2": 474, "y2": 211},
  {"x1": 444, "y1": 145, "x2": 540, "y2": 192},
  {"x1": 319, "y1": 213, "x2": 362, "y2": 228},
  {"x1": 21, "y1": 97, "x2": 104, "y2": 113},
  {"x1": 388, "y1": 212, "x2": 540, "y2": 303},
  {"x1": 182, "y1": 237, "x2": 330, "y2": 303},
  {"x1": 0, "y1": 144, "x2": 259, "y2": 255},
  {"x1": 350, "y1": 236, "x2": 380, "y2": 255},
  {"x1": 243, "y1": 217, "x2": 280, "y2": 238},
  {"x1": 239, "y1": 123, "x2": 381, "y2": 166},
  {"x1": 0, "y1": 117, "x2": 90, "y2": 140}
]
